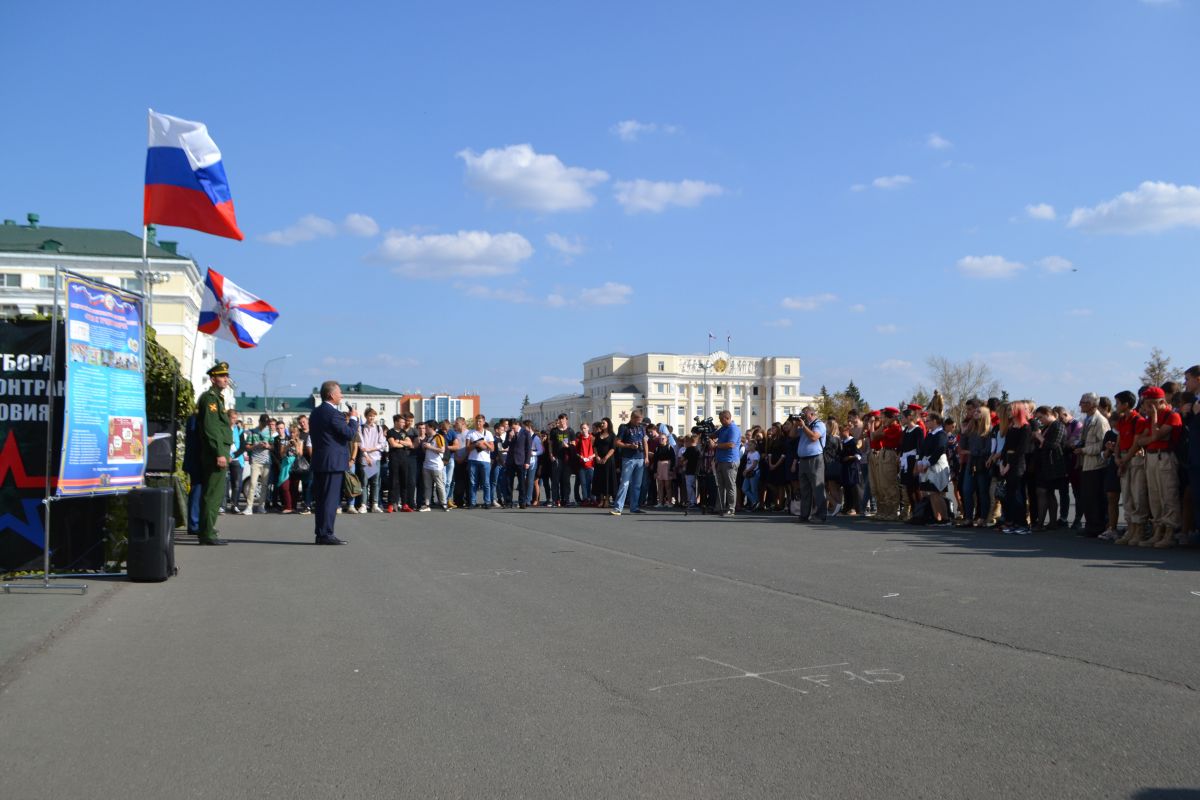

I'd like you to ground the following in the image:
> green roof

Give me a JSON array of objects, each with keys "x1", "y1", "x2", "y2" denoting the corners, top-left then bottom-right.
[
  {"x1": 0, "y1": 222, "x2": 188, "y2": 260},
  {"x1": 337, "y1": 382, "x2": 401, "y2": 396},
  {"x1": 234, "y1": 395, "x2": 316, "y2": 414}
]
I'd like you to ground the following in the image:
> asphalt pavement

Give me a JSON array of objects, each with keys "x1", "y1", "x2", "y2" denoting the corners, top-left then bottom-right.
[{"x1": 2, "y1": 506, "x2": 1199, "y2": 799}]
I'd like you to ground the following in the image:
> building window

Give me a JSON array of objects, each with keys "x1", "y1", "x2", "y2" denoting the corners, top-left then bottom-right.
[
  {"x1": 734, "y1": 385, "x2": 743, "y2": 396},
  {"x1": 715, "y1": 386, "x2": 723, "y2": 395},
  {"x1": 0, "y1": 274, "x2": 20, "y2": 288},
  {"x1": 697, "y1": 386, "x2": 705, "y2": 395},
  {"x1": 784, "y1": 364, "x2": 792, "y2": 375},
  {"x1": 753, "y1": 386, "x2": 759, "y2": 396},
  {"x1": 677, "y1": 406, "x2": 685, "y2": 417},
  {"x1": 752, "y1": 408, "x2": 758, "y2": 416},
  {"x1": 657, "y1": 405, "x2": 666, "y2": 416},
  {"x1": 120, "y1": 277, "x2": 141, "y2": 292},
  {"x1": 655, "y1": 382, "x2": 666, "y2": 393},
  {"x1": 0, "y1": 304, "x2": 20, "y2": 319},
  {"x1": 39, "y1": 274, "x2": 56, "y2": 289},
  {"x1": 783, "y1": 385, "x2": 794, "y2": 396},
  {"x1": 35, "y1": 305, "x2": 54, "y2": 317},
  {"x1": 657, "y1": 361, "x2": 665, "y2": 371},
  {"x1": 734, "y1": 405, "x2": 742, "y2": 416}
]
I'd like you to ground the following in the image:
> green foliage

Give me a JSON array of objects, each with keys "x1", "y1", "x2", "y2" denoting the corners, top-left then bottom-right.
[
  {"x1": 145, "y1": 325, "x2": 194, "y2": 422},
  {"x1": 844, "y1": 380, "x2": 864, "y2": 411},
  {"x1": 1140, "y1": 347, "x2": 1182, "y2": 388}
]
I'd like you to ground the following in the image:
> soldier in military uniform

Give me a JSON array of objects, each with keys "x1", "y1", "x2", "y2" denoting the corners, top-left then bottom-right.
[{"x1": 196, "y1": 362, "x2": 233, "y2": 545}]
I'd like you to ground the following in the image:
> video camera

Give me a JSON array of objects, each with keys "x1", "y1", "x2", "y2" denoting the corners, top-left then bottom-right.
[{"x1": 692, "y1": 416, "x2": 717, "y2": 440}]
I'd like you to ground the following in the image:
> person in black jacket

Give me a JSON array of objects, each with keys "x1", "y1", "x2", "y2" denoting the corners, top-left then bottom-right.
[
  {"x1": 916, "y1": 412, "x2": 951, "y2": 524},
  {"x1": 1031, "y1": 406, "x2": 1067, "y2": 531},
  {"x1": 999, "y1": 404, "x2": 1031, "y2": 534}
]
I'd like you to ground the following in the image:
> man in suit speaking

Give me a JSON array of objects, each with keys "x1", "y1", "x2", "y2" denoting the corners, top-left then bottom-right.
[{"x1": 310, "y1": 380, "x2": 359, "y2": 545}]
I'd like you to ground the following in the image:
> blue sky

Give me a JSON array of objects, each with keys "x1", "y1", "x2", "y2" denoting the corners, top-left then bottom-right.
[{"x1": 4, "y1": 0, "x2": 1198, "y2": 414}]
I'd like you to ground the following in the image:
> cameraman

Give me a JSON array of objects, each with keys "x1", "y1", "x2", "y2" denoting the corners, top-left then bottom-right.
[
  {"x1": 714, "y1": 410, "x2": 742, "y2": 516},
  {"x1": 794, "y1": 406, "x2": 827, "y2": 523}
]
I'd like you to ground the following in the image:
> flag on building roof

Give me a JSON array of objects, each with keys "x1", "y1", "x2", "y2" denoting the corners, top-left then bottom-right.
[
  {"x1": 144, "y1": 110, "x2": 244, "y2": 241},
  {"x1": 198, "y1": 268, "x2": 278, "y2": 348}
]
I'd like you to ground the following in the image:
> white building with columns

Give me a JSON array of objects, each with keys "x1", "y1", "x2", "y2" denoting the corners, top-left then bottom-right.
[{"x1": 523, "y1": 350, "x2": 818, "y2": 431}]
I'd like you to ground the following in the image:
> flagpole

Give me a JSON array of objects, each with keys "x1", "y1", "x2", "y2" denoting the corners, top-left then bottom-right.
[{"x1": 141, "y1": 225, "x2": 153, "y2": 330}]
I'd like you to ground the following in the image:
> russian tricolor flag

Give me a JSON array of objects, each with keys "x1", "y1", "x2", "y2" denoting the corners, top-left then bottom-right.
[
  {"x1": 144, "y1": 110, "x2": 244, "y2": 241},
  {"x1": 198, "y1": 268, "x2": 279, "y2": 348}
]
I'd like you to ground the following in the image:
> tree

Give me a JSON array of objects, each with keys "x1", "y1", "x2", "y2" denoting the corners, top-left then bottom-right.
[
  {"x1": 844, "y1": 380, "x2": 864, "y2": 412},
  {"x1": 817, "y1": 385, "x2": 836, "y2": 419},
  {"x1": 1140, "y1": 347, "x2": 1182, "y2": 388},
  {"x1": 925, "y1": 356, "x2": 1001, "y2": 425},
  {"x1": 906, "y1": 384, "x2": 931, "y2": 409}
]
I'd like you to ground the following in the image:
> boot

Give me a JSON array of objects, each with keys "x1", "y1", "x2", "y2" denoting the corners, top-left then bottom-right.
[
  {"x1": 1123, "y1": 523, "x2": 1147, "y2": 546},
  {"x1": 1138, "y1": 524, "x2": 1161, "y2": 548},
  {"x1": 1155, "y1": 526, "x2": 1176, "y2": 549},
  {"x1": 1115, "y1": 523, "x2": 1137, "y2": 546}
]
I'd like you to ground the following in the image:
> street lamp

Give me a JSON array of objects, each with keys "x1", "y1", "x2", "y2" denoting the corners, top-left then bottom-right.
[
  {"x1": 137, "y1": 270, "x2": 170, "y2": 328},
  {"x1": 262, "y1": 354, "x2": 293, "y2": 413}
]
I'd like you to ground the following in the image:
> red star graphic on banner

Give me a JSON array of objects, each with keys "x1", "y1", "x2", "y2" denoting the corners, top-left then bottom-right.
[{"x1": 0, "y1": 430, "x2": 51, "y2": 489}]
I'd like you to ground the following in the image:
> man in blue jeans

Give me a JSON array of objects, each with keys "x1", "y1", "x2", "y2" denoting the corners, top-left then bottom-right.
[
  {"x1": 611, "y1": 410, "x2": 650, "y2": 516},
  {"x1": 465, "y1": 414, "x2": 494, "y2": 508}
]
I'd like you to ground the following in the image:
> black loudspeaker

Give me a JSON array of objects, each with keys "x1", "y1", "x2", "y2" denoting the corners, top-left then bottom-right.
[{"x1": 126, "y1": 487, "x2": 176, "y2": 582}]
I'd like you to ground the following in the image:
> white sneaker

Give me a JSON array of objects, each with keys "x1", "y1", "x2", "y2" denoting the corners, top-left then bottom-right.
[
  {"x1": 241, "y1": 507, "x2": 252, "y2": 515},
  {"x1": 370, "y1": 505, "x2": 382, "y2": 513},
  {"x1": 336, "y1": 507, "x2": 343, "y2": 514},
  {"x1": 1099, "y1": 529, "x2": 1119, "y2": 541},
  {"x1": 418, "y1": 505, "x2": 431, "y2": 512},
  {"x1": 356, "y1": 506, "x2": 367, "y2": 514}
]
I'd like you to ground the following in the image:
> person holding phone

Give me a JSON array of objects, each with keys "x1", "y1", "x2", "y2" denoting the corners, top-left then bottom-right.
[{"x1": 309, "y1": 381, "x2": 358, "y2": 544}]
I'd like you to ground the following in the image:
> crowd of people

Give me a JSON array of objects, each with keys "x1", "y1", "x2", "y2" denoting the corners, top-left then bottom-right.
[{"x1": 186, "y1": 365, "x2": 1200, "y2": 549}]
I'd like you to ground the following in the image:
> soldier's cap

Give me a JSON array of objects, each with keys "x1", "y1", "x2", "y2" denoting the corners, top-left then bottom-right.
[
  {"x1": 1143, "y1": 386, "x2": 1166, "y2": 400},
  {"x1": 867, "y1": 410, "x2": 881, "y2": 418},
  {"x1": 207, "y1": 361, "x2": 230, "y2": 377},
  {"x1": 906, "y1": 403, "x2": 923, "y2": 412},
  {"x1": 882, "y1": 406, "x2": 900, "y2": 415}
]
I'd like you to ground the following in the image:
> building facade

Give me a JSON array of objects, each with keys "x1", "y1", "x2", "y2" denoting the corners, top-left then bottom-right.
[
  {"x1": 523, "y1": 350, "x2": 818, "y2": 431},
  {"x1": 0, "y1": 214, "x2": 212, "y2": 391}
]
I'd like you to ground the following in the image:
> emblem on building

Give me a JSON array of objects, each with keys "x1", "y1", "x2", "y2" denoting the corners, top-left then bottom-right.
[{"x1": 713, "y1": 358, "x2": 728, "y2": 374}]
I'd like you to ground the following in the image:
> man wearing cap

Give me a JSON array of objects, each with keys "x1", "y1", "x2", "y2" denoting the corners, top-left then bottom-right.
[
  {"x1": 1138, "y1": 387, "x2": 1183, "y2": 548},
  {"x1": 1074, "y1": 392, "x2": 1111, "y2": 537},
  {"x1": 871, "y1": 408, "x2": 904, "y2": 521},
  {"x1": 195, "y1": 363, "x2": 233, "y2": 545},
  {"x1": 899, "y1": 406, "x2": 926, "y2": 518}
]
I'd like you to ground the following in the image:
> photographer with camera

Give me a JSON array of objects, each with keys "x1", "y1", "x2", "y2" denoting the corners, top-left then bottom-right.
[
  {"x1": 793, "y1": 406, "x2": 827, "y2": 523},
  {"x1": 714, "y1": 410, "x2": 742, "y2": 516}
]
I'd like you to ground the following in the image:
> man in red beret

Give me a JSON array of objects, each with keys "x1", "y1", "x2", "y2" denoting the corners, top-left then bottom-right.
[
  {"x1": 870, "y1": 408, "x2": 904, "y2": 520},
  {"x1": 1138, "y1": 386, "x2": 1182, "y2": 548}
]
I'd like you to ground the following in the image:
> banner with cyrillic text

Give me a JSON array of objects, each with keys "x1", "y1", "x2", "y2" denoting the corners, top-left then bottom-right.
[{"x1": 57, "y1": 273, "x2": 147, "y2": 495}]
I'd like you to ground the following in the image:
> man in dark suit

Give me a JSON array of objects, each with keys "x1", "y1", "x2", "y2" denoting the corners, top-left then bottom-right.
[
  {"x1": 309, "y1": 380, "x2": 359, "y2": 544},
  {"x1": 508, "y1": 419, "x2": 533, "y2": 509}
]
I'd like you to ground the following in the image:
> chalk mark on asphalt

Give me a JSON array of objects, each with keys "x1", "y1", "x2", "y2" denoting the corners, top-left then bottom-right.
[
  {"x1": 650, "y1": 657, "x2": 851, "y2": 694},
  {"x1": 469, "y1": 510, "x2": 1199, "y2": 694}
]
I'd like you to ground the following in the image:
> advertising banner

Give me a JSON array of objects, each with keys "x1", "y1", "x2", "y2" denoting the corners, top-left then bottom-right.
[{"x1": 57, "y1": 273, "x2": 147, "y2": 495}]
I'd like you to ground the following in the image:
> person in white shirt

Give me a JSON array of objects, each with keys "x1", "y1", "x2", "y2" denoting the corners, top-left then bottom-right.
[
  {"x1": 465, "y1": 414, "x2": 495, "y2": 509},
  {"x1": 418, "y1": 421, "x2": 448, "y2": 511}
]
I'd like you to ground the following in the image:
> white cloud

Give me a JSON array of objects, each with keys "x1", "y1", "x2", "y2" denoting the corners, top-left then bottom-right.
[
  {"x1": 546, "y1": 293, "x2": 568, "y2": 308},
  {"x1": 875, "y1": 323, "x2": 899, "y2": 335},
  {"x1": 763, "y1": 318, "x2": 793, "y2": 328},
  {"x1": 1025, "y1": 203, "x2": 1056, "y2": 221},
  {"x1": 850, "y1": 303, "x2": 866, "y2": 313},
  {"x1": 540, "y1": 375, "x2": 581, "y2": 386},
  {"x1": 545, "y1": 233, "x2": 585, "y2": 260},
  {"x1": 578, "y1": 282, "x2": 633, "y2": 305},
  {"x1": 926, "y1": 133, "x2": 953, "y2": 150},
  {"x1": 781, "y1": 293, "x2": 837, "y2": 311},
  {"x1": 1038, "y1": 255, "x2": 1074, "y2": 273},
  {"x1": 457, "y1": 144, "x2": 609, "y2": 212},
  {"x1": 260, "y1": 214, "x2": 337, "y2": 245},
  {"x1": 343, "y1": 213, "x2": 379, "y2": 237},
  {"x1": 956, "y1": 255, "x2": 1026, "y2": 279},
  {"x1": 373, "y1": 230, "x2": 533, "y2": 278},
  {"x1": 611, "y1": 119, "x2": 678, "y2": 141},
  {"x1": 872, "y1": 175, "x2": 913, "y2": 190},
  {"x1": 613, "y1": 179, "x2": 723, "y2": 214},
  {"x1": 1068, "y1": 181, "x2": 1200, "y2": 234},
  {"x1": 879, "y1": 359, "x2": 913, "y2": 371}
]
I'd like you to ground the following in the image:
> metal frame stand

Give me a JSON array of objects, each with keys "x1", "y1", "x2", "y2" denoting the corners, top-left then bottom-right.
[{"x1": 4, "y1": 267, "x2": 87, "y2": 594}]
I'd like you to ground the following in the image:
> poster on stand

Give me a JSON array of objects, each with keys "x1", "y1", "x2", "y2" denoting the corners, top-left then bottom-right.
[{"x1": 57, "y1": 273, "x2": 147, "y2": 495}]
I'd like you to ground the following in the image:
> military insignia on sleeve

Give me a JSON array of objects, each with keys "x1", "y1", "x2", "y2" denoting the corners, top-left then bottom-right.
[{"x1": 209, "y1": 403, "x2": 218, "y2": 412}]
